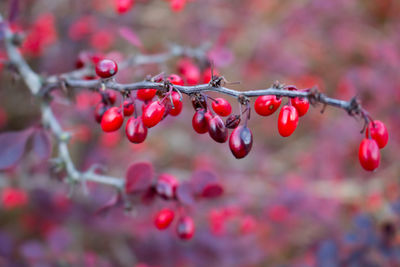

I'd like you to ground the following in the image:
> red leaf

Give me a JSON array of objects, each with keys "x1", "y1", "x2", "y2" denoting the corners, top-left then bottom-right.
[
  {"x1": 191, "y1": 170, "x2": 223, "y2": 198},
  {"x1": 176, "y1": 182, "x2": 195, "y2": 206},
  {"x1": 32, "y1": 129, "x2": 52, "y2": 161},
  {"x1": 0, "y1": 128, "x2": 33, "y2": 170},
  {"x1": 202, "y1": 183, "x2": 224, "y2": 198},
  {"x1": 125, "y1": 162, "x2": 154, "y2": 194},
  {"x1": 118, "y1": 27, "x2": 143, "y2": 49}
]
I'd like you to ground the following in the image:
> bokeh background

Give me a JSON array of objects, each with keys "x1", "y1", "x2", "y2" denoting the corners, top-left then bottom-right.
[{"x1": 0, "y1": 0, "x2": 399, "y2": 266}]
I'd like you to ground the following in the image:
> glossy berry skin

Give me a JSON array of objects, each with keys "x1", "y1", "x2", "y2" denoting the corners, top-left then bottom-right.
[
  {"x1": 94, "y1": 102, "x2": 109, "y2": 123},
  {"x1": 225, "y1": 115, "x2": 241, "y2": 129},
  {"x1": 290, "y1": 97, "x2": 309, "y2": 117},
  {"x1": 365, "y1": 120, "x2": 388, "y2": 149},
  {"x1": 278, "y1": 105, "x2": 299, "y2": 137},
  {"x1": 192, "y1": 109, "x2": 212, "y2": 134},
  {"x1": 254, "y1": 95, "x2": 282, "y2": 116},
  {"x1": 142, "y1": 101, "x2": 165, "y2": 128},
  {"x1": 116, "y1": 0, "x2": 134, "y2": 13},
  {"x1": 137, "y1": 89, "x2": 157, "y2": 101},
  {"x1": 359, "y1": 139, "x2": 380, "y2": 171},
  {"x1": 101, "y1": 107, "x2": 123, "y2": 132},
  {"x1": 168, "y1": 92, "x2": 183, "y2": 116},
  {"x1": 167, "y1": 74, "x2": 184, "y2": 86},
  {"x1": 212, "y1": 98, "x2": 232, "y2": 117},
  {"x1": 208, "y1": 115, "x2": 228, "y2": 143},
  {"x1": 123, "y1": 100, "x2": 134, "y2": 116},
  {"x1": 176, "y1": 216, "x2": 195, "y2": 240},
  {"x1": 95, "y1": 59, "x2": 118, "y2": 78},
  {"x1": 125, "y1": 117, "x2": 147, "y2": 143},
  {"x1": 154, "y1": 209, "x2": 175, "y2": 230},
  {"x1": 156, "y1": 174, "x2": 179, "y2": 199},
  {"x1": 229, "y1": 126, "x2": 253, "y2": 159}
]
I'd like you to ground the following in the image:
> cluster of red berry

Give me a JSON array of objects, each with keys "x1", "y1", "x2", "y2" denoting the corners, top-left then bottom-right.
[
  {"x1": 358, "y1": 120, "x2": 388, "y2": 171},
  {"x1": 92, "y1": 58, "x2": 387, "y2": 171}
]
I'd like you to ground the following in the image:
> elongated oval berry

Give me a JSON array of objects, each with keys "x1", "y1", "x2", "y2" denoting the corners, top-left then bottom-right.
[
  {"x1": 95, "y1": 59, "x2": 118, "y2": 78},
  {"x1": 254, "y1": 95, "x2": 282, "y2": 116},
  {"x1": 278, "y1": 105, "x2": 299, "y2": 137},
  {"x1": 359, "y1": 138, "x2": 380, "y2": 171},
  {"x1": 168, "y1": 92, "x2": 183, "y2": 116},
  {"x1": 212, "y1": 98, "x2": 232, "y2": 117},
  {"x1": 137, "y1": 89, "x2": 157, "y2": 101},
  {"x1": 101, "y1": 107, "x2": 123, "y2": 132},
  {"x1": 123, "y1": 100, "x2": 134, "y2": 116},
  {"x1": 365, "y1": 120, "x2": 388, "y2": 149},
  {"x1": 229, "y1": 126, "x2": 253, "y2": 159},
  {"x1": 192, "y1": 109, "x2": 212, "y2": 134},
  {"x1": 156, "y1": 174, "x2": 179, "y2": 199},
  {"x1": 154, "y1": 209, "x2": 175, "y2": 230},
  {"x1": 176, "y1": 216, "x2": 195, "y2": 240},
  {"x1": 115, "y1": 0, "x2": 134, "y2": 14},
  {"x1": 142, "y1": 101, "x2": 165, "y2": 128},
  {"x1": 167, "y1": 74, "x2": 184, "y2": 86},
  {"x1": 208, "y1": 115, "x2": 228, "y2": 143},
  {"x1": 94, "y1": 102, "x2": 109, "y2": 123},
  {"x1": 125, "y1": 117, "x2": 147, "y2": 143},
  {"x1": 290, "y1": 97, "x2": 309, "y2": 117}
]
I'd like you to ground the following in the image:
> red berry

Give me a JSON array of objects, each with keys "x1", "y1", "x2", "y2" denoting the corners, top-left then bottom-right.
[
  {"x1": 102, "y1": 90, "x2": 117, "y2": 105},
  {"x1": 178, "y1": 59, "x2": 200, "y2": 85},
  {"x1": 168, "y1": 92, "x2": 183, "y2": 116},
  {"x1": 290, "y1": 96, "x2": 309, "y2": 117},
  {"x1": 359, "y1": 138, "x2": 380, "y2": 171},
  {"x1": 125, "y1": 117, "x2": 147, "y2": 143},
  {"x1": 94, "y1": 102, "x2": 109, "y2": 123},
  {"x1": 254, "y1": 95, "x2": 282, "y2": 116},
  {"x1": 212, "y1": 98, "x2": 232, "y2": 117},
  {"x1": 176, "y1": 216, "x2": 195, "y2": 240},
  {"x1": 192, "y1": 109, "x2": 212, "y2": 134},
  {"x1": 156, "y1": 174, "x2": 179, "y2": 199},
  {"x1": 95, "y1": 59, "x2": 118, "y2": 78},
  {"x1": 365, "y1": 120, "x2": 388, "y2": 149},
  {"x1": 154, "y1": 209, "x2": 175, "y2": 230},
  {"x1": 115, "y1": 0, "x2": 134, "y2": 13},
  {"x1": 142, "y1": 101, "x2": 165, "y2": 128},
  {"x1": 202, "y1": 67, "x2": 219, "y2": 83},
  {"x1": 101, "y1": 107, "x2": 123, "y2": 132},
  {"x1": 1, "y1": 188, "x2": 28, "y2": 209},
  {"x1": 170, "y1": 0, "x2": 186, "y2": 12},
  {"x1": 167, "y1": 74, "x2": 184, "y2": 86},
  {"x1": 278, "y1": 105, "x2": 299, "y2": 137},
  {"x1": 137, "y1": 89, "x2": 157, "y2": 101},
  {"x1": 229, "y1": 126, "x2": 253, "y2": 159},
  {"x1": 123, "y1": 100, "x2": 135, "y2": 116},
  {"x1": 208, "y1": 115, "x2": 228, "y2": 143}
]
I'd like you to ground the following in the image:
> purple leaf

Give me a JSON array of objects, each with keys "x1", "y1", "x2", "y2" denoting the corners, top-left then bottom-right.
[
  {"x1": 95, "y1": 193, "x2": 122, "y2": 215},
  {"x1": 191, "y1": 170, "x2": 224, "y2": 198},
  {"x1": 8, "y1": 0, "x2": 19, "y2": 23},
  {"x1": 176, "y1": 182, "x2": 195, "y2": 206},
  {"x1": 118, "y1": 27, "x2": 143, "y2": 49},
  {"x1": 0, "y1": 128, "x2": 33, "y2": 170},
  {"x1": 125, "y1": 162, "x2": 154, "y2": 194},
  {"x1": 32, "y1": 129, "x2": 52, "y2": 161}
]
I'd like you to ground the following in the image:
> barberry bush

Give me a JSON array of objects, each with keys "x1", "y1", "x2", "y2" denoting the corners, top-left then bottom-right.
[{"x1": 0, "y1": 0, "x2": 398, "y2": 266}]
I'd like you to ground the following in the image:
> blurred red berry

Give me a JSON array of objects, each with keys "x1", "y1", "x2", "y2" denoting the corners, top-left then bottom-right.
[
  {"x1": 176, "y1": 216, "x2": 195, "y2": 240},
  {"x1": 96, "y1": 59, "x2": 118, "y2": 78},
  {"x1": 156, "y1": 174, "x2": 179, "y2": 199},
  {"x1": 154, "y1": 209, "x2": 175, "y2": 230},
  {"x1": 116, "y1": 0, "x2": 134, "y2": 13},
  {"x1": 202, "y1": 67, "x2": 219, "y2": 83},
  {"x1": 2, "y1": 188, "x2": 28, "y2": 209}
]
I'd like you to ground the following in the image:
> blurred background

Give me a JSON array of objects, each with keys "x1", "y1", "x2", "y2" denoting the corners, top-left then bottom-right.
[{"x1": 0, "y1": 0, "x2": 399, "y2": 266}]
